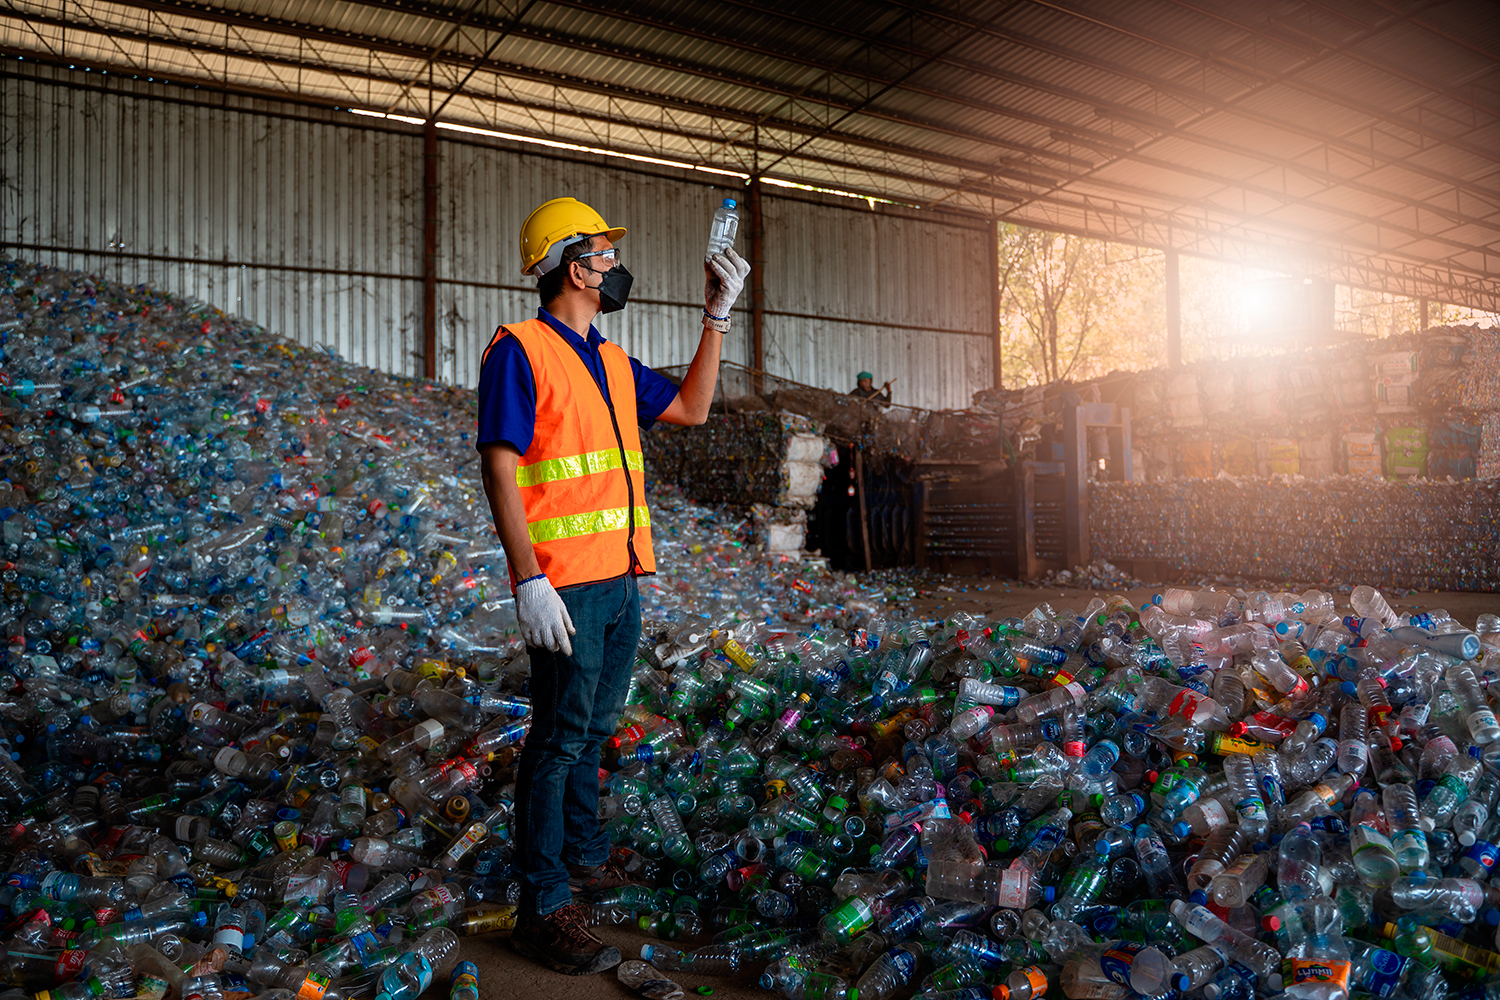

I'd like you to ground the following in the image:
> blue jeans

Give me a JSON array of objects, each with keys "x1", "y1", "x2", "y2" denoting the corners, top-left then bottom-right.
[{"x1": 514, "y1": 573, "x2": 640, "y2": 917}]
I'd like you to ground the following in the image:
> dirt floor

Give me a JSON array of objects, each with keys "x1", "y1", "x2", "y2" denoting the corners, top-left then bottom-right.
[
  {"x1": 465, "y1": 925, "x2": 763, "y2": 999},
  {"x1": 461, "y1": 578, "x2": 1500, "y2": 1000}
]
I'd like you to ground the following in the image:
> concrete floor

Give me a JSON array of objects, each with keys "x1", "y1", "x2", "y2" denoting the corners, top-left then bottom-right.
[{"x1": 462, "y1": 580, "x2": 1500, "y2": 999}]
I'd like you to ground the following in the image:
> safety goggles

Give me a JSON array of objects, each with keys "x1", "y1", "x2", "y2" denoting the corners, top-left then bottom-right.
[{"x1": 574, "y1": 247, "x2": 620, "y2": 268}]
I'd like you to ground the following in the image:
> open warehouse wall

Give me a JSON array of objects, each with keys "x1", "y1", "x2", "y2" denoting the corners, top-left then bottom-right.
[{"x1": 1, "y1": 64, "x2": 994, "y2": 411}]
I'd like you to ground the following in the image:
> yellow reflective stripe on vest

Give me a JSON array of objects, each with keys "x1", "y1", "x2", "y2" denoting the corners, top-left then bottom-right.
[
  {"x1": 526, "y1": 505, "x2": 652, "y2": 544},
  {"x1": 515, "y1": 448, "x2": 644, "y2": 488}
]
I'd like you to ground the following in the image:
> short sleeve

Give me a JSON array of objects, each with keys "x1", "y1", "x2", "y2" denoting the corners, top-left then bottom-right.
[
  {"x1": 631, "y1": 357, "x2": 681, "y2": 430},
  {"x1": 476, "y1": 333, "x2": 537, "y2": 454}
]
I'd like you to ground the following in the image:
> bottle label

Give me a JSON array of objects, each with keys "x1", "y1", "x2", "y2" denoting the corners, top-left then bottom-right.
[
  {"x1": 406, "y1": 954, "x2": 436, "y2": 995},
  {"x1": 1290, "y1": 959, "x2": 1350, "y2": 990},
  {"x1": 55, "y1": 949, "x2": 88, "y2": 981},
  {"x1": 1463, "y1": 840, "x2": 1499, "y2": 874},
  {"x1": 1210, "y1": 734, "x2": 1264, "y2": 755},
  {"x1": 451, "y1": 966, "x2": 479, "y2": 1000},
  {"x1": 885, "y1": 948, "x2": 918, "y2": 980},
  {"x1": 176, "y1": 815, "x2": 199, "y2": 841},
  {"x1": 1168, "y1": 690, "x2": 1206, "y2": 719},
  {"x1": 989, "y1": 867, "x2": 1030, "y2": 909},
  {"x1": 414, "y1": 718, "x2": 445, "y2": 744},
  {"x1": 296, "y1": 972, "x2": 331, "y2": 1000},
  {"x1": 1197, "y1": 798, "x2": 1231, "y2": 828},
  {"x1": 1360, "y1": 947, "x2": 1406, "y2": 997},
  {"x1": 1099, "y1": 942, "x2": 1145, "y2": 986},
  {"x1": 1391, "y1": 829, "x2": 1428, "y2": 856},
  {"x1": 1351, "y1": 825, "x2": 1395, "y2": 858},
  {"x1": 1249, "y1": 711, "x2": 1297, "y2": 738},
  {"x1": 39, "y1": 872, "x2": 67, "y2": 899},
  {"x1": 1260, "y1": 771, "x2": 1285, "y2": 808},
  {"x1": 1015, "y1": 966, "x2": 1048, "y2": 996},
  {"x1": 1234, "y1": 797, "x2": 1267, "y2": 823},
  {"x1": 417, "y1": 884, "x2": 460, "y2": 909},
  {"x1": 1221, "y1": 854, "x2": 1260, "y2": 880}
]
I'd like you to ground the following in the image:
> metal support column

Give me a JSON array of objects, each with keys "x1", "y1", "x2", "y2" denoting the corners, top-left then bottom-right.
[
  {"x1": 1420, "y1": 297, "x2": 1430, "y2": 331},
  {"x1": 854, "y1": 446, "x2": 873, "y2": 573},
  {"x1": 1166, "y1": 249, "x2": 1181, "y2": 368},
  {"x1": 748, "y1": 176, "x2": 765, "y2": 395},
  {"x1": 990, "y1": 219, "x2": 1003, "y2": 388},
  {"x1": 422, "y1": 121, "x2": 439, "y2": 381}
]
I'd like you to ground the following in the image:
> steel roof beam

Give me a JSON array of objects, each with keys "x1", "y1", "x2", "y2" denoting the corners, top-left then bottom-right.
[
  {"x1": 108, "y1": 0, "x2": 1098, "y2": 170},
  {"x1": 945, "y1": 164, "x2": 1500, "y2": 272},
  {"x1": 0, "y1": 36, "x2": 1059, "y2": 212},
  {"x1": 115, "y1": 0, "x2": 1499, "y2": 227},
  {"x1": 0, "y1": 7, "x2": 1074, "y2": 186},
  {"x1": 1027, "y1": 0, "x2": 1500, "y2": 170},
  {"x1": 491, "y1": 0, "x2": 1500, "y2": 223},
  {"x1": 875, "y1": 0, "x2": 1500, "y2": 208},
  {"x1": 1173, "y1": 0, "x2": 1498, "y2": 123},
  {"x1": 11, "y1": 8, "x2": 1493, "y2": 278}
]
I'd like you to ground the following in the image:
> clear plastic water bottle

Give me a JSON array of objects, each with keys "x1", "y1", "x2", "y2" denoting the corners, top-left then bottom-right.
[{"x1": 706, "y1": 198, "x2": 739, "y2": 259}]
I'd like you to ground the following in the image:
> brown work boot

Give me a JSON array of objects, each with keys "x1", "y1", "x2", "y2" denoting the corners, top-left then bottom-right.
[
  {"x1": 567, "y1": 856, "x2": 645, "y2": 895},
  {"x1": 510, "y1": 902, "x2": 621, "y2": 975}
]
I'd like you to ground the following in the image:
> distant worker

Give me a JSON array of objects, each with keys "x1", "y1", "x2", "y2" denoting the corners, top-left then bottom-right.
[
  {"x1": 849, "y1": 370, "x2": 893, "y2": 406},
  {"x1": 477, "y1": 196, "x2": 749, "y2": 976}
]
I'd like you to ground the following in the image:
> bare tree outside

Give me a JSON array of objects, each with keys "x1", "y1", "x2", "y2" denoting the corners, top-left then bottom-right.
[{"x1": 998, "y1": 225, "x2": 1163, "y2": 387}]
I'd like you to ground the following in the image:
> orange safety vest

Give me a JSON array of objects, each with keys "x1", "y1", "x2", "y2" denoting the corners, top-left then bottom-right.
[{"x1": 482, "y1": 318, "x2": 656, "y2": 591}]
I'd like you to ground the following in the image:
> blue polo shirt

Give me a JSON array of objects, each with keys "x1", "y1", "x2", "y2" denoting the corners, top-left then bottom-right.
[{"x1": 476, "y1": 307, "x2": 680, "y2": 455}]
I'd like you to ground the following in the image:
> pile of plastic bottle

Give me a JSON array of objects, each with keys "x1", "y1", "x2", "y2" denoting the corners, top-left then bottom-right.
[{"x1": 4, "y1": 258, "x2": 1500, "y2": 1000}]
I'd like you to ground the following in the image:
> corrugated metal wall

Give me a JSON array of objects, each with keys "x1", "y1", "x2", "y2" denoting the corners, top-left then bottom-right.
[
  {"x1": 2, "y1": 65, "x2": 994, "y2": 411},
  {"x1": 1, "y1": 67, "x2": 424, "y2": 375},
  {"x1": 761, "y1": 195, "x2": 993, "y2": 410},
  {"x1": 436, "y1": 140, "x2": 744, "y2": 388}
]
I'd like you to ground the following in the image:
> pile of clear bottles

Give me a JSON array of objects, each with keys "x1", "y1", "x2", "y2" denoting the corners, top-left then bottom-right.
[{"x1": 4, "y1": 258, "x2": 1500, "y2": 1000}]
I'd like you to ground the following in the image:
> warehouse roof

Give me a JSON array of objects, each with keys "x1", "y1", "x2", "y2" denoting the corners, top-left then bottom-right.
[{"x1": 3, "y1": 0, "x2": 1497, "y2": 309}]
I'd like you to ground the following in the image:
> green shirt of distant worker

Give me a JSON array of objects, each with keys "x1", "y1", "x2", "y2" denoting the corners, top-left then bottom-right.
[{"x1": 849, "y1": 371, "x2": 892, "y2": 406}]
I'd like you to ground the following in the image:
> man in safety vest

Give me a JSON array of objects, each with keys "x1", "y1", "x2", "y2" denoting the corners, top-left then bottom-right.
[{"x1": 477, "y1": 196, "x2": 750, "y2": 975}]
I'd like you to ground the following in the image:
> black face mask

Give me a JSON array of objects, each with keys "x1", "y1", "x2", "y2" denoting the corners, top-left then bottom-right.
[{"x1": 583, "y1": 263, "x2": 633, "y2": 314}]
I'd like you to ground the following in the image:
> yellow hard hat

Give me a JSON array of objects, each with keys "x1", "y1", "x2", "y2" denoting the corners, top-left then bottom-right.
[{"x1": 518, "y1": 197, "x2": 626, "y2": 276}]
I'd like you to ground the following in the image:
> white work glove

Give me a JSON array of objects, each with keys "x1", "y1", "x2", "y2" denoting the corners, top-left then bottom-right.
[
  {"x1": 704, "y1": 248, "x2": 751, "y2": 324},
  {"x1": 515, "y1": 575, "x2": 575, "y2": 655}
]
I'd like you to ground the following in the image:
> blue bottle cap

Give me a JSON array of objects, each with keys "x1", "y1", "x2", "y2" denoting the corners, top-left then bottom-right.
[
  {"x1": 1340, "y1": 681, "x2": 1357, "y2": 697},
  {"x1": 722, "y1": 198, "x2": 737, "y2": 209},
  {"x1": 1172, "y1": 973, "x2": 1192, "y2": 992},
  {"x1": 1189, "y1": 890, "x2": 1208, "y2": 906},
  {"x1": 1172, "y1": 822, "x2": 1191, "y2": 839}
]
